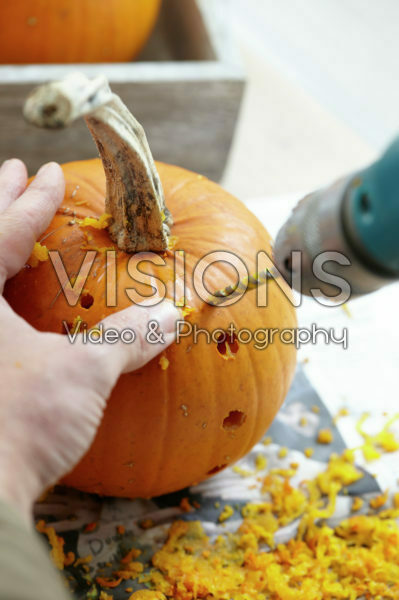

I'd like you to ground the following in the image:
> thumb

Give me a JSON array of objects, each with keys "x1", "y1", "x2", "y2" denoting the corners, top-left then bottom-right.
[
  {"x1": 91, "y1": 300, "x2": 180, "y2": 376},
  {"x1": 0, "y1": 162, "x2": 65, "y2": 291}
]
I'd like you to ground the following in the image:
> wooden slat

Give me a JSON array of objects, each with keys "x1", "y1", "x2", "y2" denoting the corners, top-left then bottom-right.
[
  {"x1": 0, "y1": 0, "x2": 245, "y2": 181},
  {"x1": 0, "y1": 79, "x2": 243, "y2": 180}
]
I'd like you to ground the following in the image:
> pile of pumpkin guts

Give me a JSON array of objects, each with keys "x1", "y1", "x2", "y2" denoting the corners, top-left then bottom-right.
[{"x1": 38, "y1": 412, "x2": 399, "y2": 600}]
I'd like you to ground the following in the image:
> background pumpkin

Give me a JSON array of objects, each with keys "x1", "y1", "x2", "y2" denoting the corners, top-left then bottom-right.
[
  {"x1": 0, "y1": 0, "x2": 161, "y2": 64},
  {"x1": 5, "y1": 75, "x2": 297, "y2": 498}
]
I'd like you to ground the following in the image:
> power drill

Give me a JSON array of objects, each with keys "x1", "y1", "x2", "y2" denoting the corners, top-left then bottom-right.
[{"x1": 273, "y1": 137, "x2": 399, "y2": 299}]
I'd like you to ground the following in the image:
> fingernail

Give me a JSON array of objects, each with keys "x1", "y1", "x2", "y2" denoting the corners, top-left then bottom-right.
[
  {"x1": 36, "y1": 161, "x2": 58, "y2": 176},
  {"x1": 151, "y1": 300, "x2": 181, "y2": 335},
  {"x1": 0, "y1": 158, "x2": 19, "y2": 173}
]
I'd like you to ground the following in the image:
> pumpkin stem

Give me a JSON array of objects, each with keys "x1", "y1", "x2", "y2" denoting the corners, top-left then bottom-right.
[{"x1": 23, "y1": 73, "x2": 171, "y2": 253}]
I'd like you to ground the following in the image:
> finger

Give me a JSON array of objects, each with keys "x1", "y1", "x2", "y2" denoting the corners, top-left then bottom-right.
[
  {"x1": 0, "y1": 159, "x2": 28, "y2": 213},
  {"x1": 88, "y1": 301, "x2": 180, "y2": 378},
  {"x1": 0, "y1": 162, "x2": 65, "y2": 288}
]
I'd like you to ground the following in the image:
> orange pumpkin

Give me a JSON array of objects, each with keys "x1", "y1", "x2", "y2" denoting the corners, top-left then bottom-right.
[
  {"x1": 0, "y1": 0, "x2": 161, "y2": 64},
  {"x1": 5, "y1": 75, "x2": 297, "y2": 498}
]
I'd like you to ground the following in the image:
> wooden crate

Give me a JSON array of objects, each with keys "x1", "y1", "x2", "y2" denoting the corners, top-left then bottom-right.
[{"x1": 0, "y1": 0, "x2": 245, "y2": 182}]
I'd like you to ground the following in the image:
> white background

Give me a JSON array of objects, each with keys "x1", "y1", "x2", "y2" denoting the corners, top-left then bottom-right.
[{"x1": 223, "y1": 0, "x2": 399, "y2": 198}]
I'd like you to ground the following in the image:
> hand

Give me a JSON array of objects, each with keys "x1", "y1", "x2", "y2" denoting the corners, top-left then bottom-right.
[{"x1": 0, "y1": 159, "x2": 179, "y2": 524}]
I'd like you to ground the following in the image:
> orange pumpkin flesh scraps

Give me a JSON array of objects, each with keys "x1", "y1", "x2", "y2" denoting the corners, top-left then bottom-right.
[
  {"x1": 5, "y1": 75, "x2": 297, "y2": 499},
  {"x1": 0, "y1": 0, "x2": 161, "y2": 64}
]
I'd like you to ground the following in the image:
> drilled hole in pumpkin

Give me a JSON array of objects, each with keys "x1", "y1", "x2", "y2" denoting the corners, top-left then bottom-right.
[
  {"x1": 207, "y1": 464, "x2": 227, "y2": 476},
  {"x1": 223, "y1": 410, "x2": 247, "y2": 431},
  {"x1": 216, "y1": 332, "x2": 239, "y2": 358},
  {"x1": 80, "y1": 293, "x2": 94, "y2": 309}
]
